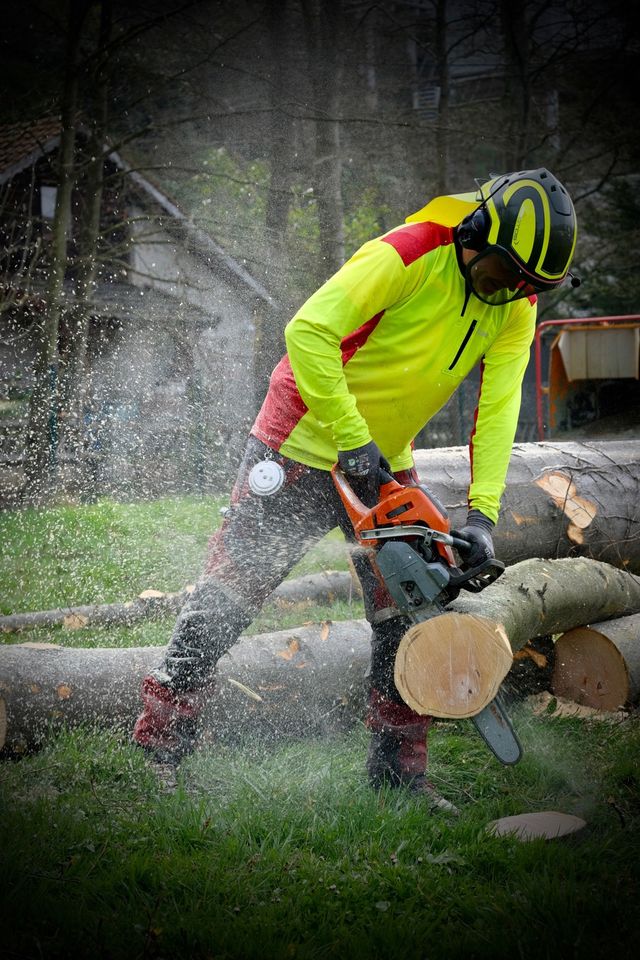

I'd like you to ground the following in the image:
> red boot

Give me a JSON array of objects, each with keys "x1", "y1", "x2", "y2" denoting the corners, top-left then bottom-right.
[
  {"x1": 132, "y1": 675, "x2": 208, "y2": 764},
  {"x1": 366, "y1": 688, "x2": 459, "y2": 815}
]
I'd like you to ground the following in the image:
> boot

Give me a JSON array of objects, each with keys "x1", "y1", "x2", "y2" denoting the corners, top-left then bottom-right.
[
  {"x1": 366, "y1": 688, "x2": 460, "y2": 815},
  {"x1": 132, "y1": 674, "x2": 210, "y2": 766}
]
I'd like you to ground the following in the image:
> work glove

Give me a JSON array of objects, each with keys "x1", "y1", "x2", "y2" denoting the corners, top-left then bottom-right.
[
  {"x1": 454, "y1": 509, "x2": 495, "y2": 569},
  {"x1": 338, "y1": 440, "x2": 391, "y2": 509}
]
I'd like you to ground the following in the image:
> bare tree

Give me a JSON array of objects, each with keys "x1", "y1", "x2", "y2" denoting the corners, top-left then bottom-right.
[
  {"x1": 57, "y1": 0, "x2": 113, "y2": 469},
  {"x1": 22, "y1": 0, "x2": 90, "y2": 503}
]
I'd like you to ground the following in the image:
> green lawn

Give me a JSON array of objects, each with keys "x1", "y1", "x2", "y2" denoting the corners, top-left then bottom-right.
[
  {"x1": 0, "y1": 496, "x2": 358, "y2": 644},
  {"x1": 1, "y1": 716, "x2": 639, "y2": 959},
  {"x1": 1, "y1": 497, "x2": 639, "y2": 958}
]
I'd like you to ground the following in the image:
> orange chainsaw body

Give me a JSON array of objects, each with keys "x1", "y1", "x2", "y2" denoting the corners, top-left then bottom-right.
[{"x1": 330, "y1": 465, "x2": 455, "y2": 565}]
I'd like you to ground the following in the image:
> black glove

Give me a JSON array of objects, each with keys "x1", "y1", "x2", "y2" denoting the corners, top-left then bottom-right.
[
  {"x1": 454, "y1": 509, "x2": 495, "y2": 569},
  {"x1": 338, "y1": 440, "x2": 391, "y2": 508}
]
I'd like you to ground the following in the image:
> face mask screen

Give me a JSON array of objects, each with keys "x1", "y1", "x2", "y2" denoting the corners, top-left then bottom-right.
[{"x1": 466, "y1": 249, "x2": 541, "y2": 305}]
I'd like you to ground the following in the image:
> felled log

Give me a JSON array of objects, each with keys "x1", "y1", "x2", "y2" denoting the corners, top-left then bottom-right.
[
  {"x1": 394, "y1": 558, "x2": 640, "y2": 719},
  {"x1": 414, "y1": 440, "x2": 640, "y2": 572},
  {"x1": 3, "y1": 558, "x2": 640, "y2": 754},
  {"x1": 551, "y1": 613, "x2": 640, "y2": 711},
  {"x1": 0, "y1": 571, "x2": 360, "y2": 634},
  {"x1": 0, "y1": 621, "x2": 372, "y2": 755}
]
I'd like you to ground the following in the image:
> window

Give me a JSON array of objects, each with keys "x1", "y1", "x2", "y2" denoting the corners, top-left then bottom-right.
[{"x1": 40, "y1": 185, "x2": 57, "y2": 219}]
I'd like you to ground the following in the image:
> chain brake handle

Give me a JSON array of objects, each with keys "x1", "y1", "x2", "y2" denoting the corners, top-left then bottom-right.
[{"x1": 449, "y1": 557, "x2": 505, "y2": 593}]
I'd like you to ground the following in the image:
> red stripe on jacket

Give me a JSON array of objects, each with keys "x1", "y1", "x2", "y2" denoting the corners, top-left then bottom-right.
[
  {"x1": 251, "y1": 311, "x2": 385, "y2": 452},
  {"x1": 381, "y1": 222, "x2": 453, "y2": 266}
]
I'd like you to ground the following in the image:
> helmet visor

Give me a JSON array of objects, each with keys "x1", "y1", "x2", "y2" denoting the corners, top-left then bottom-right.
[{"x1": 465, "y1": 248, "x2": 543, "y2": 306}]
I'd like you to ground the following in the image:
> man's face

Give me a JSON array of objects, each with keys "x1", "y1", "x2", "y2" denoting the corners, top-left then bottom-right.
[{"x1": 466, "y1": 250, "x2": 539, "y2": 305}]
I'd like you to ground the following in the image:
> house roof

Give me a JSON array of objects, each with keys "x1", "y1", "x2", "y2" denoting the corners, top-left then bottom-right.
[
  {"x1": 0, "y1": 116, "x2": 61, "y2": 185},
  {"x1": 0, "y1": 118, "x2": 278, "y2": 308}
]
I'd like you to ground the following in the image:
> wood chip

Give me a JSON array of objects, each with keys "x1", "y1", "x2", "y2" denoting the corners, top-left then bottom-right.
[
  {"x1": 276, "y1": 638, "x2": 301, "y2": 660},
  {"x1": 487, "y1": 811, "x2": 586, "y2": 841},
  {"x1": 63, "y1": 613, "x2": 89, "y2": 630}
]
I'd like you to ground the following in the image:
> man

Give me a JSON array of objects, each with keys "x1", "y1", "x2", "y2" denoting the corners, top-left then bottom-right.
[{"x1": 133, "y1": 167, "x2": 577, "y2": 811}]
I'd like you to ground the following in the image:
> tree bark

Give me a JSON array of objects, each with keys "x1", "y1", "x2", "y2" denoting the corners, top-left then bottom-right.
[
  {"x1": 394, "y1": 557, "x2": 640, "y2": 719},
  {"x1": 500, "y1": 0, "x2": 530, "y2": 168},
  {"x1": 552, "y1": 613, "x2": 640, "y2": 711},
  {"x1": 303, "y1": 0, "x2": 345, "y2": 282},
  {"x1": 413, "y1": 440, "x2": 640, "y2": 573},
  {"x1": 434, "y1": 0, "x2": 450, "y2": 195},
  {"x1": 58, "y1": 0, "x2": 112, "y2": 469},
  {"x1": 22, "y1": 1, "x2": 88, "y2": 503},
  {"x1": 0, "y1": 620, "x2": 372, "y2": 754}
]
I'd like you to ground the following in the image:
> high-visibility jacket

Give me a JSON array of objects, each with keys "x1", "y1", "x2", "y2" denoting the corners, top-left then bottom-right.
[{"x1": 251, "y1": 220, "x2": 536, "y2": 523}]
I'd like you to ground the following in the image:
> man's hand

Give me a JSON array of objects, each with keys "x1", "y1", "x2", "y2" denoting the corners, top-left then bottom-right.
[
  {"x1": 338, "y1": 440, "x2": 391, "y2": 508},
  {"x1": 454, "y1": 509, "x2": 495, "y2": 569}
]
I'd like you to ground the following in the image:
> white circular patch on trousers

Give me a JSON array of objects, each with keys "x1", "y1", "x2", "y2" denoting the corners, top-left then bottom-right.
[{"x1": 248, "y1": 459, "x2": 285, "y2": 496}]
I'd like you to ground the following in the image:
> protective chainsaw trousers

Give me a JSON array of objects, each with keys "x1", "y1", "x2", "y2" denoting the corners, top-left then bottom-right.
[{"x1": 152, "y1": 437, "x2": 349, "y2": 692}]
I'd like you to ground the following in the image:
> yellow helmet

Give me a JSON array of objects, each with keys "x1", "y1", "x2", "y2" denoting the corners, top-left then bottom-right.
[
  {"x1": 407, "y1": 168, "x2": 578, "y2": 304},
  {"x1": 458, "y1": 168, "x2": 577, "y2": 291}
]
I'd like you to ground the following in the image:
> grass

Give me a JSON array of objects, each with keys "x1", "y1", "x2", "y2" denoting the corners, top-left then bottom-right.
[
  {"x1": 1, "y1": 716, "x2": 639, "y2": 959},
  {"x1": 1, "y1": 496, "x2": 639, "y2": 958},
  {"x1": 0, "y1": 496, "x2": 358, "y2": 644}
]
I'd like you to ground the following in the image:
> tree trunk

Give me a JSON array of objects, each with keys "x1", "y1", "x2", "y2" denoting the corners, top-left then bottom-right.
[
  {"x1": 3, "y1": 558, "x2": 640, "y2": 753},
  {"x1": 394, "y1": 557, "x2": 640, "y2": 719},
  {"x1": 552, "y1": 613, "x2": 640, "y2": 711},
  {"x1": 413, "y1": 440, "x2": 640, "y2": 573},
  {"x1": 22, "y1": 2, "x2": 87, "y2": 503},
  {"x1": 0, "y1": 620, "x2": 372, "y2": 755},
  {"x1": 58, "y1": 0, "x2": 112, "y2": 471},
  {"x1": 304, "y1": 0, "x2": 345, "y2": 282},
  {"x1": 499, "y1": 0, "x2": 530, "y2": 168},
  {"x1": 434, "y1": 0, "x2": 450, "y2": 195},
  {"x1": 253, "y1": 0, "x2": 294, "y2": 405}
]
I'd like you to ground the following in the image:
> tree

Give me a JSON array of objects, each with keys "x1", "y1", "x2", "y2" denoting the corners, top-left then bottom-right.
[
  {"x1": 57, "y1": 0, "x2": 113, "y2": 473},
  {"x1": 22, "y1": 0, "x2": 89, "y2": 503}
]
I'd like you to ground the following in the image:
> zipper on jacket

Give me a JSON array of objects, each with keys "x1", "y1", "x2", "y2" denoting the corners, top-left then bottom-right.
[{"x1": 448, "y1": 319, "x2": 477, "y2": 370}]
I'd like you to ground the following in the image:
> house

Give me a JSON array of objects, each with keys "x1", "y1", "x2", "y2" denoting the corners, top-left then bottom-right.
[{"x1": 0, "y1": 117, "x2": 279, "y2": 503}]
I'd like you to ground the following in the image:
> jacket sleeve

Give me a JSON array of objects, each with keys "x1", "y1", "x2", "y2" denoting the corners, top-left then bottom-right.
[
  {"x1": 467, "y1": 297, "x2": 537, "y2": 524},
  {"x1": 284, "y1": 237, "x2": 420, "y2": 452}
]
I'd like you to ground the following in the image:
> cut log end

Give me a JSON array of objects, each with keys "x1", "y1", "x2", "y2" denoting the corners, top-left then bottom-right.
[
  {"x1": 394, "y1": 613, "x2": 513, "y2": 718},
  {"x1": 552, "y1": 627, "x2": 631, "y2": 711}
]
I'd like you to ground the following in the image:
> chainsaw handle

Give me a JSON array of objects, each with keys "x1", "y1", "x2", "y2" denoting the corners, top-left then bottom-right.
[
  {"x1": 331, "y1": 464, "x2": 402, "y2": 528},
  {"x1": 448, "y1": 533, "x2": 472, "y2": 552},
  {"x1": 449, "y1": 557, "x2": 505, "y2": 592}
]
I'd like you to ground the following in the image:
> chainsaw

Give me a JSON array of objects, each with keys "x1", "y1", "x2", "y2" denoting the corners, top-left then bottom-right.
[{"x1": 332, "y1": 465, "x2": 522, "y2": 765}]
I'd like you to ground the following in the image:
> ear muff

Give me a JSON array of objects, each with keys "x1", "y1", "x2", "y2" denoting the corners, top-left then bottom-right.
[{"x1": 458, "y1": 206, "x2": 490, "y2": 250}]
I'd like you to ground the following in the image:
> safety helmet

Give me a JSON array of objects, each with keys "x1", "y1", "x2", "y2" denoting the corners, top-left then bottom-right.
[{"x1": 457, "y1": 167, "x2": 578, "y2": 305}]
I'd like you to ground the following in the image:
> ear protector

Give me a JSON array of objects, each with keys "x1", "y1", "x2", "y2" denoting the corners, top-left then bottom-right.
[{"x1": 457, "y1": 205, "x2": 491, "y2": 251}]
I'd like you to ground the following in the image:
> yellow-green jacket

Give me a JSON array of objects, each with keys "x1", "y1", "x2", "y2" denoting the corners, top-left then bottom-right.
[{"x1": 251, "y1": 220, "x2": 536, "y2": 523}]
